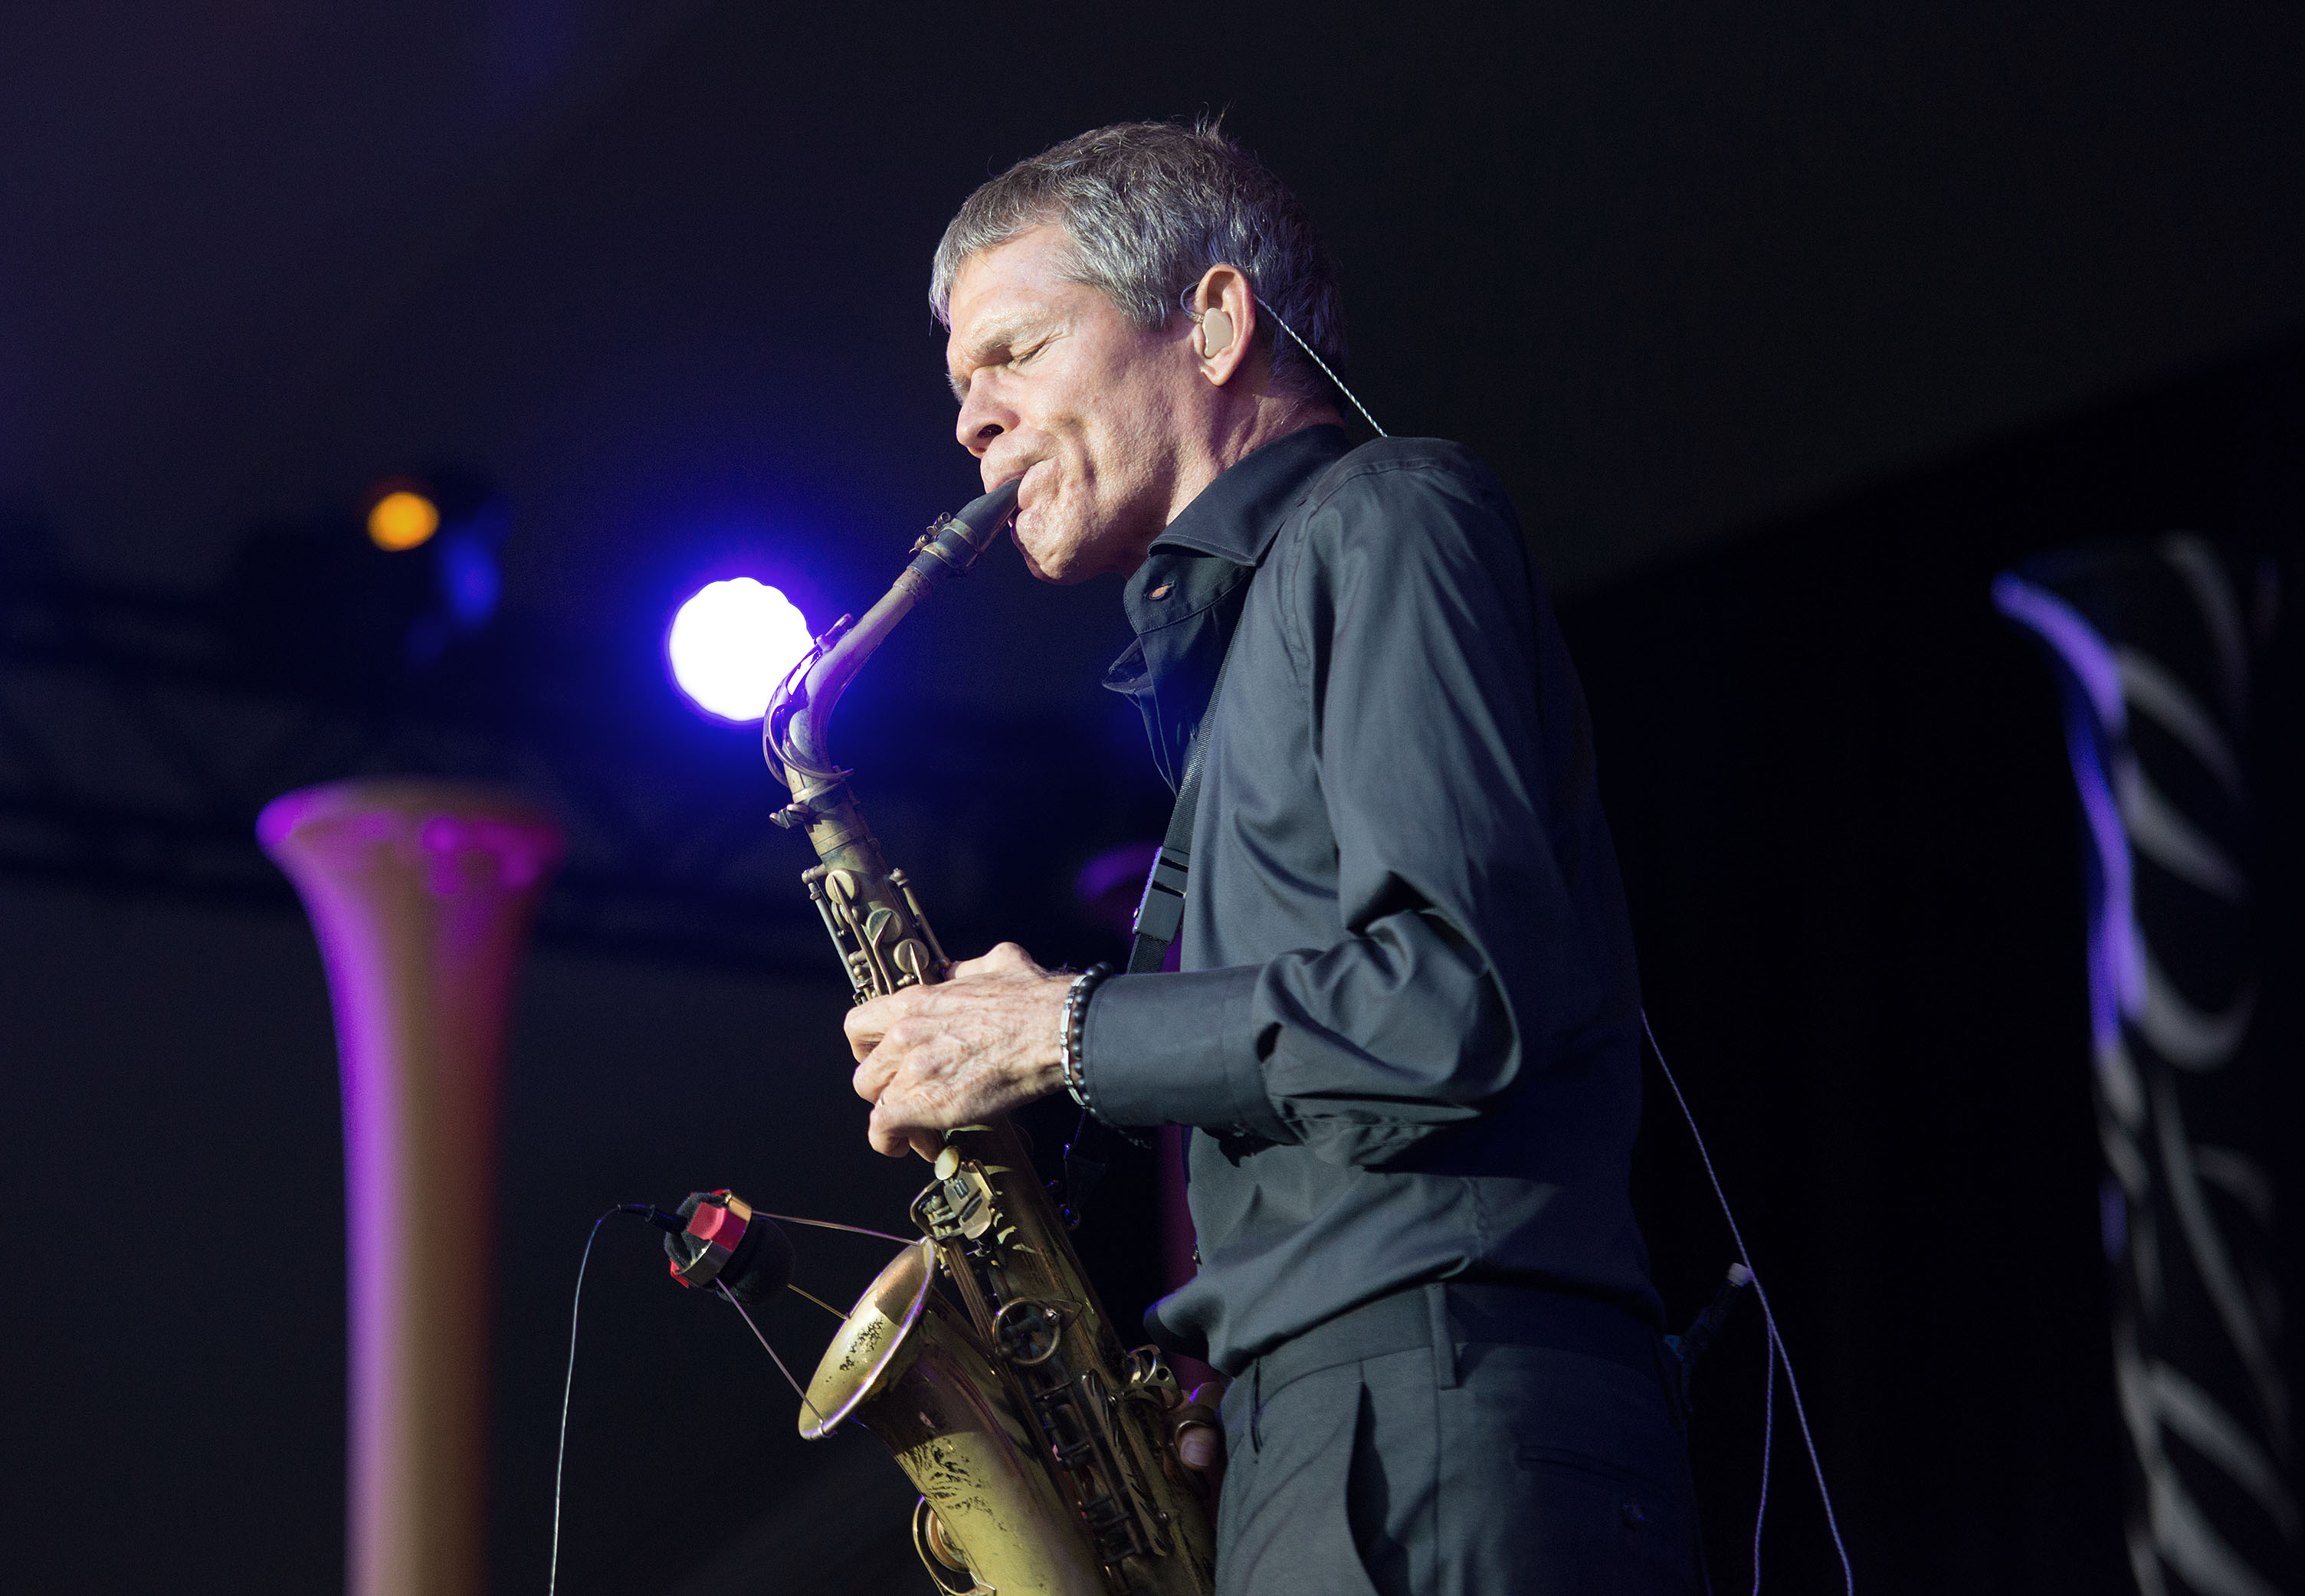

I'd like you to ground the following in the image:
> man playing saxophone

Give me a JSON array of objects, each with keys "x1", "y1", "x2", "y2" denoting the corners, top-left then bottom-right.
[{"x1": 847, "y1": 122, "x2": 1705, "y2": 1595}]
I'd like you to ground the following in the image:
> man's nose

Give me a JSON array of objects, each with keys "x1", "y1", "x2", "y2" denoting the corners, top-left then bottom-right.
[{"x1": 954, "y1": 383, "x2": 1012, "y2": 457}]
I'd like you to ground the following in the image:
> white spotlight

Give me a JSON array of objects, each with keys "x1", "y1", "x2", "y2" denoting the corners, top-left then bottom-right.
[{"x1": 667, "y1": 578, "x2": 813, "y2": 722}]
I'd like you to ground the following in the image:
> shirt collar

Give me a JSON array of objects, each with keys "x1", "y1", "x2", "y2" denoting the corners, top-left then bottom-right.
[
  {"x1": 1105, "y1": 426, "x2": 1352, "y2": 787},
  {"x1": 1149, "y1": 424, "x2": 1353, "y2": 565}
]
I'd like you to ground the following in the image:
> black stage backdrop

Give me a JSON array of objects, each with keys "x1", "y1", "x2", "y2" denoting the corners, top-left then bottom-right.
[{"x1": 1566, "y1": 332, "x2": 2304, "y2": 1594}]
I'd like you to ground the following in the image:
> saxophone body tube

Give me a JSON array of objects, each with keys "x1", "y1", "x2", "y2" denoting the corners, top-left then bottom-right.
[{"x1": 743, "y1": 479, "x2": 1219, "y2": 1593}]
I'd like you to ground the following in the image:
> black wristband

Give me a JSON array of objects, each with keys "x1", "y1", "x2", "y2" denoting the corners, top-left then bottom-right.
[{"x1": 1058, "y1": 962, "x2": 1115, "y2": 1109}]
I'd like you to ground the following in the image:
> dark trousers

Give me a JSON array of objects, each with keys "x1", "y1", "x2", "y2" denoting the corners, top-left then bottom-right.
[{"x1": 1215, "y1": 1286, "x2": 1706, "y2": 1596}]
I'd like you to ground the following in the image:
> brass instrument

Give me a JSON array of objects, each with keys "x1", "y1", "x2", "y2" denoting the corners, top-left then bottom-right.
[{"x1": 747, "y1": 480, "x2": 1218, "y2": 1594}]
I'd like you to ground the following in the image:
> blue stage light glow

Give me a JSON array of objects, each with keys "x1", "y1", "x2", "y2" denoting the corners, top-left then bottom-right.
[{"x1": 667, "y1": 578, "x2": 813, "y2": 722}]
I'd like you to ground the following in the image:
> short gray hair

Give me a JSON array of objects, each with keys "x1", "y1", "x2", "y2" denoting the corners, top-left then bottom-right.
[{"x1": 930, "y1": 120, "x2": 1347, "y2": 401}]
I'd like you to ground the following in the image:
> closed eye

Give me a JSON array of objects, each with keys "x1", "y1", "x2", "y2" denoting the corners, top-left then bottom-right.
[{"x1": 948, "y1": 319, "x2": 1063, "y2": 401}]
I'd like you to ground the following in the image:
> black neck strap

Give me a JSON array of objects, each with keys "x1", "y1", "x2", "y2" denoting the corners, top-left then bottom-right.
[
  {"x1": 1125, "y1": 626, "x2": 1242, "y2": 973},
  {"x1": 1055, "y1": 626, "x2": 1236, "y2": 1218}
]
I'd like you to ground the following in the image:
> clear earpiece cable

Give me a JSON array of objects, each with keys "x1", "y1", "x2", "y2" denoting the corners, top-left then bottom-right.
[
  {"x1": 1262, "y1": 305, "x2": 1388, "y2": 438},
  {"x1": 1180, "y1": 283, "x2": 1388, "y2": 438}
]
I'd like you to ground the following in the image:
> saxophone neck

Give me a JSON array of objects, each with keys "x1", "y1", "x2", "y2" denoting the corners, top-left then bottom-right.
[{"x1": 764, "y1": 479, "x2": 1020, "y2": 795}]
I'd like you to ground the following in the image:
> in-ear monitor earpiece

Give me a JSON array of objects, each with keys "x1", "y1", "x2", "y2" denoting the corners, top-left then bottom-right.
[{"x1": 1175, "y1": 280, "x2": 1389, "y2": 437}]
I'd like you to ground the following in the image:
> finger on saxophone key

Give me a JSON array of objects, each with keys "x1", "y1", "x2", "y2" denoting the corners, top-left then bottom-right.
[
  {"x1": 1173, "y1": 1381, "x2": 1228, "y2": 1484},
  {"x1": 1176, "y1": 1425, "x2": 1221, "y2": 1470}
]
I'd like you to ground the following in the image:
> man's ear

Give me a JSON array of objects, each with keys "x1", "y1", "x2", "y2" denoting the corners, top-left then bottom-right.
[{"x1": 1189, "y1": 264, "x2": 1259, "y2": 388}]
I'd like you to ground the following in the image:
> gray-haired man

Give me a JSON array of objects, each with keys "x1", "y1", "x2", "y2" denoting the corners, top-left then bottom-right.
[{"x1": 847, "y1": 122, "x2": 1705, "y2": 1595}]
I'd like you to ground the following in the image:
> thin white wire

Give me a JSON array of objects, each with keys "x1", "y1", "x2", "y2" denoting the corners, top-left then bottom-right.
[
  {"x1": 757, "y1": 1211, "x2": 910, "y2": 1245},
  {"x1": 1262, "y1": 305, "x2": 1389, "y2": 438},
  {"x1": 546, "y1": 1204, "x2": 884, "y2": 1592},
  {"x1": 1177, "y1": 284, "x2": 1389, "y2": 438},
  {"x1": 716, "y1": 1281, "x2": 828, "y2": 1431},
  {"x1": 1755, "y1": 1323, "x2": 1776, "y2": 1594},
  {"x1": 544, "y1": 1204, "x2": 890, "y2": 1592},
  {"x1": 546, "y1": 1210, "x2": 616, "y2": 1596},
  {"x1": 1641, "y1": 1009, "x2": 1853, "y2": 1595}
]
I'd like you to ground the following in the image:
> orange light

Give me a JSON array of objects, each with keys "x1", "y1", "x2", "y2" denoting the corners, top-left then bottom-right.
[{"x1": 368, "y1": 490, "x2": 440, "y2": 552}]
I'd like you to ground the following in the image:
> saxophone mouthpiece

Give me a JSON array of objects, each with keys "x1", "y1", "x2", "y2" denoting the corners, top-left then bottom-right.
[
  {"x1": 909, "y1": 478, "x2": 1021, "y2": 582},
  {"x1": 954, "y1": 478, "x2": 1021, "y2": 544}
]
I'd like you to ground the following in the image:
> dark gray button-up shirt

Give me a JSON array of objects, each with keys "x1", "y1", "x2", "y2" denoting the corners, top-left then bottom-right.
[{"x1": 1084, "y1": 424, "x2": 1661, "y2": 1375}]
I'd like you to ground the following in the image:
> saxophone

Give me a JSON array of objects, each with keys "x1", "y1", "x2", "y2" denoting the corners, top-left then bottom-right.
[{"x1": 733, "y1": 480, "x2": 1218, "y2": 1595}]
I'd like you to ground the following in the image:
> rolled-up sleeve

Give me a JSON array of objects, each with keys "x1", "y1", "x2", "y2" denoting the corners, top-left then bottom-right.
[{"x1": 1086, "y1": 457, "x2": 1604, "y2": 1165}]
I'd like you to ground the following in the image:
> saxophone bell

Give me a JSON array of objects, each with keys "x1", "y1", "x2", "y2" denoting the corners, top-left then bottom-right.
[{"x1": 803, "y1": 1238, "x2": 1108, "y2": 1594}]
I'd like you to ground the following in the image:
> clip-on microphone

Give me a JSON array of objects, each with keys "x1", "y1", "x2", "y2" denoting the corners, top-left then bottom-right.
[{"x1": 647, "y1": 1190, "x2": 797, "y2": 1306}]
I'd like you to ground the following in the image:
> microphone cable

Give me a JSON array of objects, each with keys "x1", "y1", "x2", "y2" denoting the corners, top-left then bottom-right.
[
  {"x1": 541, "y1": 1202, "x2": 912, "y2": 1594},
  {"x1": 1643, "y1": 1009, "x2": 1854, "y2": 1596},
  {"x1": 546, "y1": 1208, "x2": 621, "y2": 1596}
]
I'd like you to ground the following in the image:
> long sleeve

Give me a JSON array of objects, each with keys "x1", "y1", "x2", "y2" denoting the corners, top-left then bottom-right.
[{"x1": 1086, "y1": 450, "x2": 1617, "y2": 1167}]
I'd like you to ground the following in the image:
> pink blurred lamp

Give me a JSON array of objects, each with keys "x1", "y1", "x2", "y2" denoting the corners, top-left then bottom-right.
[{"x1": 261, "y1": 780, "x2": 563, "y2": 1596}]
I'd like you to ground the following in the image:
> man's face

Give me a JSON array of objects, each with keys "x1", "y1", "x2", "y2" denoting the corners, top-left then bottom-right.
[{"x1": 946, "y1": 226, "x2": 1199, "y2": 582}]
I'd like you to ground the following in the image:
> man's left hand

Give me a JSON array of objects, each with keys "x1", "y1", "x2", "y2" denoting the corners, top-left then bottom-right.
[{"x1": 846, "y1": 942, "x2": 1073, "y2": 1159}]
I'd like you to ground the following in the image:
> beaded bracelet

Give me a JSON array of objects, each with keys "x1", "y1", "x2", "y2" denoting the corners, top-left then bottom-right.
[{"x1": 1058, "y1": 962, "x2": 1116, "y2": 1109}]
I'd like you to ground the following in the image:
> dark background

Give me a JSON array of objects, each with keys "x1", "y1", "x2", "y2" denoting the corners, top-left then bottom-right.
[{"x1": 2, "y1": 3, "x2": 2301, "y2": 1592}]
